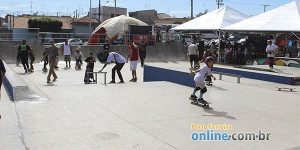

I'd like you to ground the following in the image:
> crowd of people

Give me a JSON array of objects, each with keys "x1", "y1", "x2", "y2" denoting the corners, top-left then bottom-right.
[{"x1": 13, "y1": 39, "x2": 148, "y2": 84}]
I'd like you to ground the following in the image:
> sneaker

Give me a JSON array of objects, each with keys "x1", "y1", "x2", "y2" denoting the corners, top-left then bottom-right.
[
  {"x1": 47, "y1": 80, "x2": 51, "y2": 83},
  {"x1": 109, "y1": 81, "x2": 116, "y2": 83},
  {"x1": 133, "y1": 78, "x2": 138, "y2": 82},
  {"x1": 119, "y1": 81, "x2": 124, "y2": 83},
  {"x1": 198, "y1": 98, "x2": 207, "y2": 104},
  {"x1": 189, "y1": 95, "x2": 198, "y2": 100},
  {"x1": 129, "y1": 78, "x2": 135, "y2": 82},
  {"x1": 53, "y1": 77, "x2": 58, "y2": 82}
]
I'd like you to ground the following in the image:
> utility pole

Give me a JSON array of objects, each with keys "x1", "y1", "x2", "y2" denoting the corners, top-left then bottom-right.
[
  {"x1": 114, "y1": 0, "x2": 116, "y2": 17},
  {"x1": 263, "y1": 5, "x2": 270, "y2": 12},
  {"x1": 99, "y1": 0, "x2": 101, "y2": 22},
  {"x1": 30, "y1": 1, "x2": 32, "y2": 15},
  {"x1": 191, "y1": 0, "x2": 193, "y2": 19},
  {"x1": 89, "y1": 0, "x2": 92, "y2": 34},
  {"x1": 216, "y1": 0, "x2": 223, "y2": 9}
]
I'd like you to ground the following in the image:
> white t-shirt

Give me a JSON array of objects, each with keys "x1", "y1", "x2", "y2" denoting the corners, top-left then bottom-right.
[
  {"x1": 266, "y1": 44, "x2": 278, "y2": 57},
  {"x1": 107, "y1": 52, "x2": 126, "y2": 63},
  {"x1": 188, "y1": 44, "x2": 198, "y2": 55},
  {"x1": 64, "y1": 44, "x2": 71, "y2": 56},
  {"x1": 194, "y1": 65, "x2": 211, "y2": 84}
]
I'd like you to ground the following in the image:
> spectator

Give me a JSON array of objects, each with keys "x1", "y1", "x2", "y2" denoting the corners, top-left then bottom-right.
[
  {"x1": 266, "y1": 40, "x2": 278, "y2": 69},
  {"x1": 127, "y1": 41, "x2": 139, "y2": 82},
  {"x1": 139, "y1": 41, "x2": 147, "y2": 67},
  {"x1": 62, "y1": 39, "x2": 73, "y2": 68},
  {"x1": 187, "y1": 41, "x2": 199, "y2": 69},
  {"x1": 75, "y1": 46, "x2": 83, "y2": 70},
  {"x1": 44, "y1": 40, "x2": 59, "y2": 83}
]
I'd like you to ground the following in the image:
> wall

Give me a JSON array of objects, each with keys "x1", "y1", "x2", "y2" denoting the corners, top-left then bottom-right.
[{"x1": 0, "y1": 41, "x2": 187, "y2": 64}]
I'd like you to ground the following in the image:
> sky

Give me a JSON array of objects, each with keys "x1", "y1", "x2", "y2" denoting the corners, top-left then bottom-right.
[{"x1": 0, "y1": 0, "x2": 298, "y2": 18}]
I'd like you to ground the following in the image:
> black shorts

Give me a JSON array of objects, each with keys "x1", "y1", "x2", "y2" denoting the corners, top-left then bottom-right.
[
  {"x1": 189, "y1": 55, "x2": 198, "y2": 62},
  {"x1": 0, "y1": 77, "x2": 2, "y2": 89}
]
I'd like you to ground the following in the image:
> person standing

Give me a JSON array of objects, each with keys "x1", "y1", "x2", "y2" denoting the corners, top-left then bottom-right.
[
  {"x1": 44, "y1": 40, "x2": 59, "y2": 83},
  {"x1": 266, "y1": 40, "x2": 278, "y2": 69},
  {"x1": 187, "y1": 41, "x2": 199, "y2": 69},
  {"x1": 139, "y1": 41, "x2": 147, "y2": 67},
  {"x1": 103, "y1": 40, "x2": 110, "y2": 52},
  {"x1": 156, "y1": 26, "x2": 161, "y2": 42},
  {"x1": 127, "y1": 41, "x2": 139, "y2": 82},
  {"x1": 0, "y1": 59, "x2": 6, "y2": 100},
  {"x1": 28, "y1": 48, "x2": 35, "y2": 72},
  {"x1": 18, "y1": 40, "x2": 31, "y2": 73},
  {"x1": 62, "y1": 39, "x2": 73, "y2": 68},
  {"x1": 84, "y1": 53, "x2": 96, "y2": 83},
  {"x1": 99, "y1": 51, "x2": 126, "y2": 83}
]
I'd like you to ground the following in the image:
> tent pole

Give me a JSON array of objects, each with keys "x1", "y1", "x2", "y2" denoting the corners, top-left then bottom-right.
[
  {"x1": 285, "y1": 32, "x2": 288, "y2": 49},
  {"x1": 291, "y1": 31, "x2": 300, "y2": 40},
  {"x1": 217, "y1": 29, "x2": 221, "y2": 63}
]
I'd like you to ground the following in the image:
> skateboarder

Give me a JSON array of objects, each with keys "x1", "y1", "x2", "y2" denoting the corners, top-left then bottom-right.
[
  {"x1": 75, "y1": 46, "x2": 83, "y2": 70},
  {"x1": 0, "y1": 59, "x2": 6, "y2": 100},
  {"x1": 84, "y1": 52, "x2": 96, "y2": 83},
  {"x1": 18, "y1": 40, "x2": 31, "y2": 73},
  {"x1": 189, "y1": 56, "x2": 216, "y2": 104},
  {"x1": 99, "y1": 51, "x2": 125, "y2": 83},
  {"x1": 41, "y1": 48, "x2": 49, "y2": 72}
]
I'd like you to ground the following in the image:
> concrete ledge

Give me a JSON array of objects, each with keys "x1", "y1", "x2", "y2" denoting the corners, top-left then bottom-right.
[
  {"x1": 2, "y1": 61, "x2": 39, "y2": 101},
  {"x1": 144, "y1": 65, "x2": 195, "y2": 87},
  {"x1": 144, "y1": 65, "x2": 297, "y2": 87}
]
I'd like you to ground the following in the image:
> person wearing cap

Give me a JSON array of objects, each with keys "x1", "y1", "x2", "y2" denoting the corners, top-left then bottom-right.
[
  {"x1": 189, "y1": 56, "x2": 216, "y2": 105},
  {"x1": 18, "y1": 40, "x2": 31, "y2": 73},
  {"x1": 266, "y1": 40, "x2": 278, "y2": 69},
  {"x1": 99, "y1": 51, "x2": 126, "y2": 83},
  {"x1": 74, "y1": 46, "x2": 83, "y2": 70},
  {"x1": 84, "y1": 52, "x2": 96, "y2": 83}
]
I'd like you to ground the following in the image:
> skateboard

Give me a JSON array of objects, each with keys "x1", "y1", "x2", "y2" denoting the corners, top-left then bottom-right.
[
  {"x1": 189, "y1": 97, "x2": 209, "y2": 107},
  {"x1": 206, "y1": 81, "x2": 213, "y2": 86},
  {"x1": 276, "y1": 87, "x2": 296, "y2": 92}
]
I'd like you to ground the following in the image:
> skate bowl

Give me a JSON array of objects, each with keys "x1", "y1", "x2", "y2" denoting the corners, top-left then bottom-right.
[
  {"x1": 2, "y1": 61, "x2": 44, "y2": 101},
  {"x1": 0, "y1": 41, "x2": 187, "y2": 63}
]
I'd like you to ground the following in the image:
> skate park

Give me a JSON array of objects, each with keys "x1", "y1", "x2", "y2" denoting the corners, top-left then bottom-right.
[
  {"x1": 1, "y1": 41, "x2": 300, "y2": 150},
  {"x1": 1, "y1": 1, "x2": 300, "y2": 149}
]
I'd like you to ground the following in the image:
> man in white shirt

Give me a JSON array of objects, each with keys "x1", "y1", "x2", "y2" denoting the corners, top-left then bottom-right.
[
  {"x1": 187, "y1": 41, "x2": 199, "y2": 69},
  {"x1": 99, "y1": 51, "x2": 126, "y2": 83},
  {"x1": 266, "y1": 40, "x2": 278, "y2": 69},
  {"x1": 62, "y1": 39, "x2": 73, "y2": 68}
]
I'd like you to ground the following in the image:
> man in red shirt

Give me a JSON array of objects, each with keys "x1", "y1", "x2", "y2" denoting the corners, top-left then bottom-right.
[{"x1": 127, "y1": 41, "x2": 139, "y2": 82}]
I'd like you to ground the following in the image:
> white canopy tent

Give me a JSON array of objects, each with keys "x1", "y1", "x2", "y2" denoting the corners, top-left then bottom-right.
[
  {"x1": 224, "y1": 1, "x2": 300, "y2": 33},
  {"x1": 172, "y1": 6, "x2": 249, "y2": 63}
]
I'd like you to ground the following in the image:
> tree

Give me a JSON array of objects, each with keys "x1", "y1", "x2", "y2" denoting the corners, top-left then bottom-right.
[
  {"x1": 28, "y1": 17, "x2": 63, "y2": 32},
  {"x1": 173, "y1": 21, "x2": 183, "y2": 24},
  {"x1": 196, "y1": 9, "x2": 208, "y2": 17}
]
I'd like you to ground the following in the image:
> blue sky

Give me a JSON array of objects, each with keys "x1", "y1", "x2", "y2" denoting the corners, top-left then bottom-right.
[{"x1": 0, "y1": 0, "x2": 298, "y2": 17}]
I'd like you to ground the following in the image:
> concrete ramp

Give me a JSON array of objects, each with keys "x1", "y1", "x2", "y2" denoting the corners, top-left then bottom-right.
[{"x1": 2, "y1": 61, "x2": 46, "y2": 101}]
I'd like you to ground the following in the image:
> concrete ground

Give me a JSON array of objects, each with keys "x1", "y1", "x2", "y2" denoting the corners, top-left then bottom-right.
[{"x1": 0, "y1": 61, "x2": 300, "y2": 150}]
